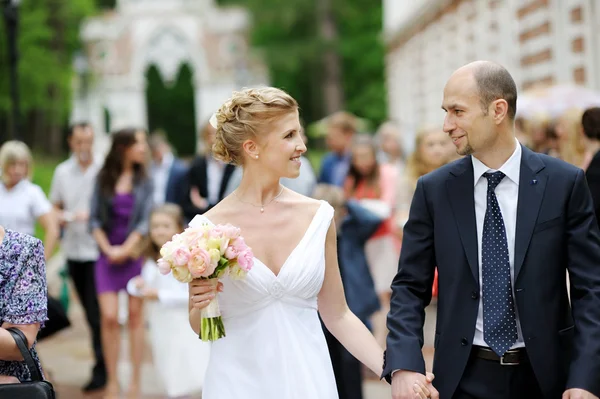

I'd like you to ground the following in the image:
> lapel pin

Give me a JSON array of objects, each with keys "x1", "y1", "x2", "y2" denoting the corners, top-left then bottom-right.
[{"x1": 531, "y1": 179, "x2": 538, "y2": 185}]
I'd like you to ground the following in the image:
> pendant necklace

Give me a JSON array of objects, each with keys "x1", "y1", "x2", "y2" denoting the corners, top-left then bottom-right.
[{"x1": 233, "y1": 185, "x2": 284, "y2": 213}]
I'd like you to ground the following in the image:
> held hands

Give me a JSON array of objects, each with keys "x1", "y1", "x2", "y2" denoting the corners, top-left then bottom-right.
[
  {"x1": 189, "y1": 279, "x2": 223, "y2": 310},
  {"x1": 107, "y1": 245, "x2": 129, "y2": 264},
  {"x1": 392, "y1": 370, "x2": 439, "y2": 399},
  {"x1": 563, "y1": 389, "x2": 599, "y2": 399}
]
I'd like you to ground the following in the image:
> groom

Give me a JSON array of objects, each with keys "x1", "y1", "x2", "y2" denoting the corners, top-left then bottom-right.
[{"x1": 382, "y1": 61, "x2": 600, "y2": 399}]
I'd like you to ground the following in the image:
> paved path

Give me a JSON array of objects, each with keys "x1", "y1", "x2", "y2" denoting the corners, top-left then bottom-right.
[{"x1": 38, "y1": 253, "x2": 436, "y2": 398}]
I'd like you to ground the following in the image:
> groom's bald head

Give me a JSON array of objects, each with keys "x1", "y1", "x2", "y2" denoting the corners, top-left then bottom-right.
[{"x1": 451, "y1": 61, "x2": 518, "y2": 120}]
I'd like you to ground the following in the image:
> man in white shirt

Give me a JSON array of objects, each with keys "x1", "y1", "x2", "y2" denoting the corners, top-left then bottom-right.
[
  {"x1": 383, "y1": 61, "x2": 600, "y2": 399},
  {"x1": 49, "y1": 123, "x2": 106, "y2": 392}
]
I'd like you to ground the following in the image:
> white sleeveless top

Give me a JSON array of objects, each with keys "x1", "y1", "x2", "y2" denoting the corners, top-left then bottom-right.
[{"x1": 189, "y1": 201, "x2": 339, "y2": 399}]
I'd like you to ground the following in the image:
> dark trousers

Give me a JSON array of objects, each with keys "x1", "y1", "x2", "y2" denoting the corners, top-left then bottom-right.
[
  {"x1": 452, "y1": 350, "x2": 544, "y2": 399},
  {"x1": 67, "y1": 260, "x2": 105, "y2": 375},
  {"x1": 322, "y1": 323, "x2": 363, "y2": 399}
]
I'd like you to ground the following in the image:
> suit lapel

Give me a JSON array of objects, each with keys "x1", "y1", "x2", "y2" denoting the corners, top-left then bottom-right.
[
  {"x1": 447, "y1": 157, "x2": 479, "y2": 282},
  {"x1": 199, "y1": 156, "x2": 209, "y2": 198},
  {"x1": 514, "y1": 146, "x2": 547, "y2": 279},
  {"x1": 219, "y1": 164, "x2": 236, "y2": 200}
]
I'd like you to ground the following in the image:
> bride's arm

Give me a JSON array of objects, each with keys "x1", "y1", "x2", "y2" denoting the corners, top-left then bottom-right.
[{"x1": 318, "y1": 221, "x2": 384, "y2": 376}]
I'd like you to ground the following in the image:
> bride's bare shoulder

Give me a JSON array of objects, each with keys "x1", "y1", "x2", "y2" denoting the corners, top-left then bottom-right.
[
  {"x1": 283, "y1": 188, "x2": 323, "y2": 214},
  {"x1": 200, "y1": 197, "x2": 237, "y2": 226}
]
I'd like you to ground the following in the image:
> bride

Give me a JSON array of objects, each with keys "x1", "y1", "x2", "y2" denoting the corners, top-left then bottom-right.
[{"x1": 188, "y1": 87, "x2": 438, "y2": 399}]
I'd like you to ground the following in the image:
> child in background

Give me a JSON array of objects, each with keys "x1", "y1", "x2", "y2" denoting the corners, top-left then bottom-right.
[
  {"x1": 131, "y1": 204, "x2": 210, "y2": 398},
  {"x1": 312, "y1": 184, "x2": 383, "y2": 399}
]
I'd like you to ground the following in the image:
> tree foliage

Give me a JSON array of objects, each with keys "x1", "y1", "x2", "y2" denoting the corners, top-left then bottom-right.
[
  {"x1": 217, "y1": 0, "x2": 386, "y2": 128},
  {"x1": 0, "y1": 0, "x2": 96, "y2": 152},
  {"x1": 146, "y1": 64, "x2": 197, "y2": 156}
]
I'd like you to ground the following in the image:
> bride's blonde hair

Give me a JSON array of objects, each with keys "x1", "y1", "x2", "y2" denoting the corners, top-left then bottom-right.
[{"x1": 212, "y1": 87, "x2": 299, "y2": 165}]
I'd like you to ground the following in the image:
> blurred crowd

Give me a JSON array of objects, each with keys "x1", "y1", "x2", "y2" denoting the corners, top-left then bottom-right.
[{"x1": 0, "y1": 100, "x2": 599, "y2": 398}]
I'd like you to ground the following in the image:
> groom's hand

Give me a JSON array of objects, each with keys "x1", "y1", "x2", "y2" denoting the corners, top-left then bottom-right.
[
  {"x1": 563, "y1": 389, "x2": 599, "y2": 399},
  {"x1": 392, "y1": 370, "x2": 438, "y2": 399}
]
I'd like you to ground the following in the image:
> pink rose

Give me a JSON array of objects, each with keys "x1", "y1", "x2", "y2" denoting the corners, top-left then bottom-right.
[
  {"x1": 209, "y1": 227, "x2": 224, "y2": 239},
  {"x1": 224, "y1": 237, "x2": 247, "y2": 260},
  {"x1": 224, "y1": 246, "x2": 239, "y2": 260},
  {"x1": 183, "y1": 228, "x2": 205, "y2": 247},
  {"x1": 236, "y1": 249, "x2": 254, "y2": 272},
  {"x1": 173, "y1": 248, "x2": 191, "y2": 267},
  {"x1": 189, "y1": 248, "x2": 218, "y2": 278},
  {"x1": 157, "y1": 258, "x2": 172, "y2": 275},
  {"x1": 220, "y1": 224, "x2": 241, "y2": 240}
]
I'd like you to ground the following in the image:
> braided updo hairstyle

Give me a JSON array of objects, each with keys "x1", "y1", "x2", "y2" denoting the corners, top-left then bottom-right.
[{"x1": 212, "y1": 87, "x2": 299, "y2": 165}]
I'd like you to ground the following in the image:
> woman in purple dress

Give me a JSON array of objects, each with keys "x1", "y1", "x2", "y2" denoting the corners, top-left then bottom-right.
[
  {"x1": 90, "y1": 128, "x2": 153, "y2": 399},
  {"x1": 0, "y1": 225, "x2": 47, "y2": 384}
]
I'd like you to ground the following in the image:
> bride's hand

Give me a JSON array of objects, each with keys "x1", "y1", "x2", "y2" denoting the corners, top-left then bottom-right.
[{"x1": 189, "y1": 279, "x2": 224, "y2": 310}]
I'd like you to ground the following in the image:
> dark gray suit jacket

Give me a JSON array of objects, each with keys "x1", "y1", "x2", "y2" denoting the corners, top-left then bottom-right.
[
  {"x1": 89, "y1": 177, "x2": 154, "y2": 236},
  {"x1": 383, "y1": 146, "x2": 600, "y2": 399}
]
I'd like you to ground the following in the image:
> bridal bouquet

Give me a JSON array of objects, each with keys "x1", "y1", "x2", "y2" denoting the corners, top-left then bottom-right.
[{"x1": 157, "y1": 223, "x2": 254, "y2": 341}]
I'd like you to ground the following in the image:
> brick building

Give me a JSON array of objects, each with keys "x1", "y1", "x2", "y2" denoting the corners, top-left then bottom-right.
[{"x1": 383, "y1": 0, "x2": 600, "y2": 152}]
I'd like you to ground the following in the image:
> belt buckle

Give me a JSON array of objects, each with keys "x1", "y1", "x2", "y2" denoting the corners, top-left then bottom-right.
[{"x1": 499, "y1": 354, "x2": 519, "y2": 366}]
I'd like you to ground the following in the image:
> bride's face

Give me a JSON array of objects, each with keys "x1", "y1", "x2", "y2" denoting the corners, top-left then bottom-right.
[{"x1": 249, "y1": 110, "x2": 306, "y2": 178}]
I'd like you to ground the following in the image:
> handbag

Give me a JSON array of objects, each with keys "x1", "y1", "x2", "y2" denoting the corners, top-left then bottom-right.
[{"x1": 0, "y1": 328, "x2": 55, "y2": 398}]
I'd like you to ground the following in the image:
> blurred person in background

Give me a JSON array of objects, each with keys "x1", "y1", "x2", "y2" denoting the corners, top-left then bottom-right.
[
  {"x1": 344, "y1": 134, "x2": 398, "y2": 348},
  {"x1": 555, "y1": 108, "x2": 588, "y2": 169},
  {"x1": 183, "y1": 120, "x2": 236, "y2": 222},
  {"x1": 148, "y1": 132, "x2": 188, "y2": 208},
  {"x1": 582, "y1": 107, "x2": 600, "y2": 225},
  {"x1": 132, "y1": 204, "x2": 210, "y2": 398},
  {"x1": 514, "y1": 117, "x2": 530, "y2": 148},
  {"x1": 0, "y1": 226, "x2": 48, "y2": 384},
  {"x1": 313, "y1": 184, "x2": 383, "y2": 399},
  {"x1": 49, "y1": 122, "x2": 106, "y2": 392},
  {"x1": 375, "y1": 121, "x2": 405, "y2": 173},
  {"x1": 523, "y1": 115, "x2": 552, "y2": 154},
  {"x1": 394, "y1": 127, "x2": 450, "y2": 234},
  {"x1": 90, "y1": 128, "x2": 153, "y2": 399},
  {"x1": 319, "y1": 111, "x2": 358, "y2": 187},
  {"x1": 0, "y1": 140, "x2": 59, "y2": 260},
  {"x1": 544, "y1": 122, "x2": 560, "y2": 158}
]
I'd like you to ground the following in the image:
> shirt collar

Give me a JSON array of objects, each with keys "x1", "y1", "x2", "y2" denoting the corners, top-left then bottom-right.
[
  {"x1": 471, "y1": 139, "x2": 521, "y2": 186},
  {"x1": 154, "y1": 152, "x2": 174, "y2": 170}
]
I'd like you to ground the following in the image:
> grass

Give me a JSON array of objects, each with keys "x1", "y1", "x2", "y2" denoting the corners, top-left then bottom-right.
[{"x1": 31, "y1": 154, "x2": 62, "y2": 241}]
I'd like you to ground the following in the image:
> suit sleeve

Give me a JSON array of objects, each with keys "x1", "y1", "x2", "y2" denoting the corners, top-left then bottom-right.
[
  {"x1": 382, "y1": 176, "x2": 436, "y2": 381},
  {"x1": 565, "y1": 169, "x2": 600, "y2": 396},
  {"x1": 89, "y1": 179, "x2": 103, "y2": 233}
]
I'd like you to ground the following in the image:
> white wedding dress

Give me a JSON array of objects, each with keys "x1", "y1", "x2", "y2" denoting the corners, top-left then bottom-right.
[{"x1": 189, "y1": 201, "x2": 339, "y2": 399}]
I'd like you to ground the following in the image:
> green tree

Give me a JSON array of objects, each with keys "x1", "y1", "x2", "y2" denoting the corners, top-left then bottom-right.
[
  {"x1": 0, "y1": 0, "x2": 96, "y2": 152},
  {"x1": 217, "y1": 0, "x2": 385, "y2": 127},
  {"x1": 146, "y1": 64, "x2": 197, "y2": 156}
]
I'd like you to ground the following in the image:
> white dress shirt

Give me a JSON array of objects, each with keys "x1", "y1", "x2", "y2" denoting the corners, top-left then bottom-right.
[
  {"x1": 49, "y1": 156, "x2": 101, "y2": 261},
  {"x1": 206, "y1": 157, "x2": 225, "y2": 205},
  {"x1": 472, "y1": 139, "x2": 525, "y2": 349},
  {"x1": 151, "y1": 152, "x2": 174, "y2": 205}
]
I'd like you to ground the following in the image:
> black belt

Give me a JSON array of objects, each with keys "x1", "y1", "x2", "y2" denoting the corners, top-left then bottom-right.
[{"x1": 471, "y1": 346, "x2": 529, "y2": 366}]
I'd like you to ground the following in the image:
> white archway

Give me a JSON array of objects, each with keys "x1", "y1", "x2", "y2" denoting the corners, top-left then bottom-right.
[{"x1": 70, "y1": 1, "x2": 268, "y2": 156}]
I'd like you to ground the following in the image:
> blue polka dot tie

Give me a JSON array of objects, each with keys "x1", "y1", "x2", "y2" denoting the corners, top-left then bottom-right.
[{"x1": 482, "y1": 171, "x2": 518, "y2": 356}]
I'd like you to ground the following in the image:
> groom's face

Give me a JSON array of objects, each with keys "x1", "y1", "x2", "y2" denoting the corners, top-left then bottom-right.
[{"x1": 442, "y1": 71, "x2": 495, "y2": 156}]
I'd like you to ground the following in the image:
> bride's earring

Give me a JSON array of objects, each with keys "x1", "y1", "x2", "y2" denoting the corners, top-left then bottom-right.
[{"x1": 255, "y1": 155, "x2": 259, "y2": 159}]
